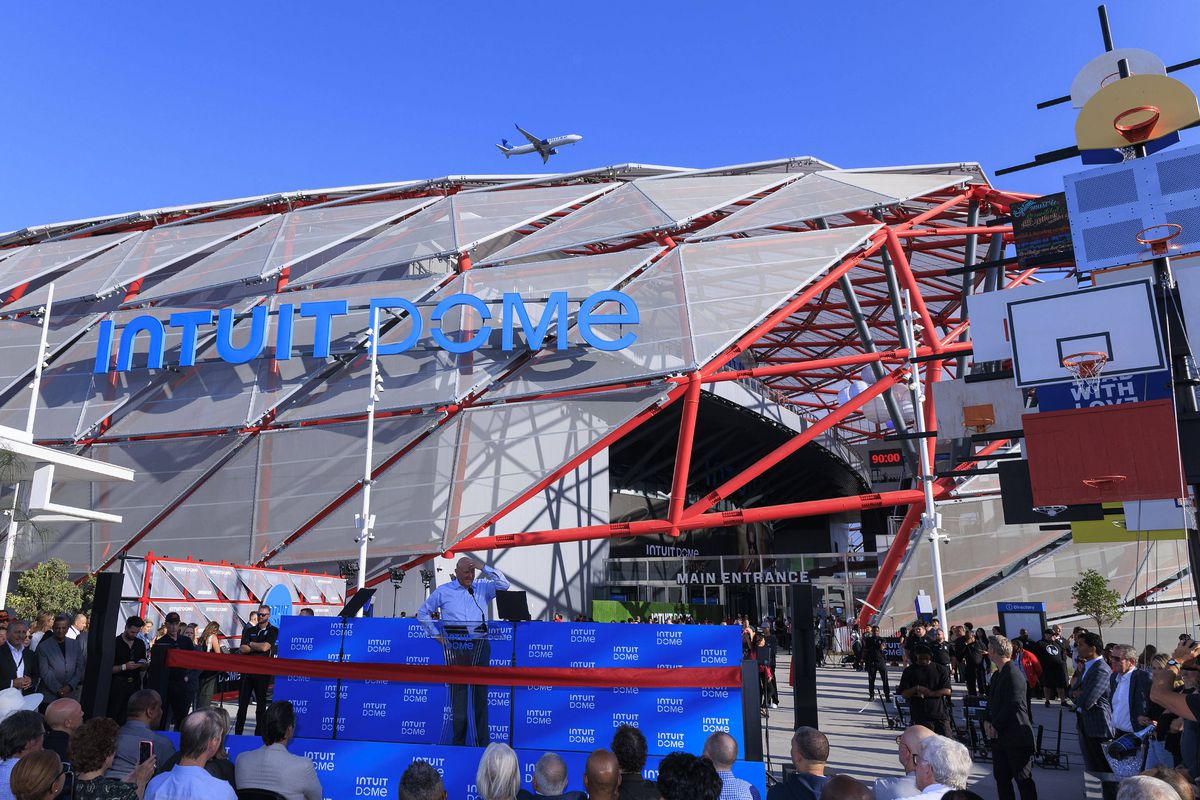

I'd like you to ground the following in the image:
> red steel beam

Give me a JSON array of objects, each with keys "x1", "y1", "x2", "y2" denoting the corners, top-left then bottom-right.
[{"x1": 667, "y1": 373, "x2": 703, "y2": 532}]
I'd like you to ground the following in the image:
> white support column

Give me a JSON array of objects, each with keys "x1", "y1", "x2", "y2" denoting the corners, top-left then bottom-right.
[
  {"x1": 354, "y1": 310, "x2": 383, "y2": 613},
  {"x1": 902, "y1": 290, "x2": 949, "y2": 629}
]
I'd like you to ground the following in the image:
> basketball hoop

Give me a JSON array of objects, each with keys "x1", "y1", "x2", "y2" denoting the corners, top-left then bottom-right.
[
  {"x1": 1082, "y1": 475, "x2": 1127, "y2": 489},
  {"x1": 1062, "y1": 351, "x2": 1109, "y2": 394},
  {"x1": 1033, "y1": 505, "x2": 1069, "y2": 518},
  {"x1": 961, "y1": 403, "x2": 996, "y2": 435},
  {"x1": 1136, "y1": 223, "x2": 1183, "y2": 256},
  {"x1": 1113, "y1": 105, "x2": 1161, "y2": 143}
]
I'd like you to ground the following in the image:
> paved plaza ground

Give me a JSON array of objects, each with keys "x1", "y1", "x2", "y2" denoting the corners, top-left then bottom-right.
[{"x1": 766, "y1": 659, "x2": 1103, "y2": 799}]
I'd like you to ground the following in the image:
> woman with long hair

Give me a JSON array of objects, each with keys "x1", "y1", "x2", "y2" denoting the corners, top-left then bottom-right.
[
  {"x1": 195, "y1": 621, "x2": 224, "y2": 709},
  {"x1": 27, "y1": 612, "x2": 53, "y2": 651}
]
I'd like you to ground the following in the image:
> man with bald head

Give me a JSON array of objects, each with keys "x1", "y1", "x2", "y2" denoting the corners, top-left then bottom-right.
[
  {"x1": 874, "y1": 725, "x2": 934, "y2": 800},
  {"x1": 703, "y1": 731, "x2": 759, "y2": 800},
  {"x1": 417, "y1": 554, "x2": 510, "y2": 746},
  {"x1": 583, "y1": 750, "x2": 622, "y2": 800},
  {"x1": 43, "y1": 698, "x2": 82, "y2": 762}
]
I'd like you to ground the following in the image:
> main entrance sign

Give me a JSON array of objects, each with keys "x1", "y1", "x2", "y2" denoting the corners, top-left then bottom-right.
[{"x1": 93, "y1": 291, "x2": 639, "y2": 374}]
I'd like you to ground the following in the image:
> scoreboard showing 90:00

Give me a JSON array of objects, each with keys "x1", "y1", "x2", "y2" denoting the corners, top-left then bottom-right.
[{"x1": 869, "y1": 448, "x2": 903, "y2": 466}]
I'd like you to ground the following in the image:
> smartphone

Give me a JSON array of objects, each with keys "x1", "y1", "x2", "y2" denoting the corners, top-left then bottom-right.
[{"x1": 139, "y1": 740, "x2": 153, "y2": 764}]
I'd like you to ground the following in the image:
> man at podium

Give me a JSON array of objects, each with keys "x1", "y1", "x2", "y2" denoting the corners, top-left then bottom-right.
[{"x1": 417, "y1": 556, "x2": 510, "y2": 746}]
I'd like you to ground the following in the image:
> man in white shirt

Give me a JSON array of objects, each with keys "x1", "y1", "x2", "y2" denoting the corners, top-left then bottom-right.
[
  {"x1": 0, "y1": 621, "x2": 39, "y2": 700},
  {"x1": 895, "y1": 735, "x2": 973, "y2": 800},
  {"x1": 234, "y1": 701, "x2": 322, "y2": 800},
  {"x1": 1108, "y1": 643, "x2": 1151, "y2": 737},
  {"x1": 875, "y1": 725, "x2": 934, "y2": 800},
  {"x1": 145, "y1": 709, "x2": 236, "y2": 800}
]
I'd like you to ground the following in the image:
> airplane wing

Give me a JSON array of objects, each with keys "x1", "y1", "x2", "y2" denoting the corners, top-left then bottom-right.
[
  {"x1": 515, "y1": 124, "x2": 542, "y2": 147},
  {"x1": 540, "y1": 151, "x2": 551, "y2": 165}
]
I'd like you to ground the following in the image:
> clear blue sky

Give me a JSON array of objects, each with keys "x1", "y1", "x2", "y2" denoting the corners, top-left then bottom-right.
[{"x1": 2, "y1": 1, "x2": 1197, "y2": 231}]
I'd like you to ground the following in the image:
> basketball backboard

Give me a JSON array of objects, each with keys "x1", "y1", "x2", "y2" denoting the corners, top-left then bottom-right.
[
  {"x1": 1076, "y1": 74, "x2": 1200, "y2": 150},
  {"x1": 966, "y1": 279, "x2": 1078, "y2": 363},
  {"x1": 932, "y1": 375, "x2": 1028, "y2": 439},
  {"x1": 997, "y1": 459, "x2": 1103, "y2": 525},
  {"x1": 1064, "y1": 142, "x2": 1200, "y2": 272},
  {"x1": 1070, "y1": 48, "x2": 1167, "y2": 109},
  {"x1": 1007, "y1": 279, "x2": 1166, "y2": 388},
  {"x1": 1024, "y1": 399, "x2": 1184, "y2": 506}
]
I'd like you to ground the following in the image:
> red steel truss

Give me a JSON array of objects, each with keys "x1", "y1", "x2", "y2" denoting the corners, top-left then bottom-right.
[{"x1": 12, "y1": 174, "x2": 1040, "y2": 622}]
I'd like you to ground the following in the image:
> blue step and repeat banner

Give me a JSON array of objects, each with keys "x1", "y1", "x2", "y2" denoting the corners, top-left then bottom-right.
[
  {"x1": 165, "y1": 733, "x2": 766, "y2": 800},
  {"x1": 268, "y1": 617, "x2": 762, "y2": 798}
]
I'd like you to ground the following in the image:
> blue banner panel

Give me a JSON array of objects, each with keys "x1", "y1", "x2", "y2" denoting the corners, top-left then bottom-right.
[
  {"x1": 272, "y1": 676, "x2": 344, "y2": 739},
  {"x1": 1036, "y1": 370, "x2": 1173, "y2": 411},
  {"x1": 512, "y1": 685, "x2": 742, "y2": 756},
  {"x1": 514, "y1": 622, "x2": 740, "y2": 667},
  {"x1": 276, "y1": 616, "x2": 349, "y2": 662},
  {"x1": 165, "y1": 733, "x2": 768, "y2": 800}
]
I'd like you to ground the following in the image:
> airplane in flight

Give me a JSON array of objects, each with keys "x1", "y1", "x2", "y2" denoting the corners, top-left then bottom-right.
[{"x1": 495, "y1": 124, "x2": 583, "y2": 164}]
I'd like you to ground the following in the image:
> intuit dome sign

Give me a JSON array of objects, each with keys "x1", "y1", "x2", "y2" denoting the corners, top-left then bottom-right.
[{"x1": 92, "y1": 290, "x2": 639, "y2": 373}]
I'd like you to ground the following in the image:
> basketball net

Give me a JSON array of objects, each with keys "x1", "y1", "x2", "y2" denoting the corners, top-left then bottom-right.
[{"x1": 1062, "y1": 352, "x2": 1108, "y2": 396}]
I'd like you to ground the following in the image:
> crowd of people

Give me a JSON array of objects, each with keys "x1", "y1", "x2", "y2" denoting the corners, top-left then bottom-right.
[{"x1": 839, "y1": 616, "x2": 1200, "y2": 800}]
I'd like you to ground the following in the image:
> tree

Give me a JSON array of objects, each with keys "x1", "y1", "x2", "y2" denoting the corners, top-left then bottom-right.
[
  {"x1": 1071, "y1": 568, "x2": 1124, "y2": 634},
  {"x1": 7, "y1": 559, "x2": 83, "y2": 621}
]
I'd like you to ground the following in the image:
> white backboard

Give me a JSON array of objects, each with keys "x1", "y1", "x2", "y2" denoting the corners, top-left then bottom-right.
[
  {"x1": 1064, "y1": 142, "x2": 1200, "y2": 273},
  {"x1": 966, "y1": 279, "x2": 1078, "y2": 362},
  {"x1": 1007, "y1": 279, "x2": 1167, "y2": 387},
  {"x1": 1070, "y1": 48, "x2": 1167, "y2": 109},
  {"x1": 932, "y1": 376, "x2": 1029, "y2": 439}
]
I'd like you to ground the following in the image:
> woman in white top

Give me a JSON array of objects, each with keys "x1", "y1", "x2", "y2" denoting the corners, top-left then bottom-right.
[{"x1": 195, "y1": 621, "x2": 225, "y2": 709}]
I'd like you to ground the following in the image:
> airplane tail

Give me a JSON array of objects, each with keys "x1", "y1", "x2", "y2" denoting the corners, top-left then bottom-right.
[{"x1": 495, "y1": 143, "x2": 512, "y2": 158}]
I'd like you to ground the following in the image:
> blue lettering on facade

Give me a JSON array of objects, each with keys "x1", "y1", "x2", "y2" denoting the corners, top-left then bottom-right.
[{"x1": 96, "y1": 291, "x2": 639, "y2": 373}]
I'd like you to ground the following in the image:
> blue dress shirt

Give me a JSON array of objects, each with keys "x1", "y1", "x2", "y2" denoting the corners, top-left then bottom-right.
[{"x1": 416, "y1": 566, "x2": 510, "y2": 638}]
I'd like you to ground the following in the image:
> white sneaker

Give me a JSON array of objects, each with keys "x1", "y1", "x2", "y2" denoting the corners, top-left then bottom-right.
[{"x1": 771, "y1": 703, "x2": 779, "y2": 709}]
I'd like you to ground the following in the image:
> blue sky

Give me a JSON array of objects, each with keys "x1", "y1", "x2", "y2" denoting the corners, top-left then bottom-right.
[{"x1": 2, "y1": 1, "x2": 1197, "y2": 231}]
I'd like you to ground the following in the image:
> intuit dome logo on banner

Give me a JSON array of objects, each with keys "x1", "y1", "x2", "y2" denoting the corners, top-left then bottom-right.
[{"x1": 92, "y1": 290, "x2": 639, "y2": 373}]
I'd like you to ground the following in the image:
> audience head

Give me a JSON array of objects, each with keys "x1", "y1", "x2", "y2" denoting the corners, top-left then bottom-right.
[
  {"x1": 656, "y1": 752, "x2": 721, "y2": 800},
  {"x1": 897, "y1": 725, "x2": 934, "y2": 772},
  {"x1": 1110, "y1": 644, "x2": 1137, "y2": 673},
  {"x1": 257, "y1": 605, "x2": 270, "y2": 626},
  {"x1": 989, "y1": 635, "x2": 1013, "y2": 662},
  {"x1": 261, "y1": 701, "x2": 297, "y2": 746},
  {"x1": 68, "y1": 717, "x2": 119, "y2": 774},
  {"x1": 1077, "y1": 631, "x2": 1104, "y2": 658},
  {"x1": 702, "y1": 730, "x2": 738, "y2": 771},
  {"x1": 819, "y1": 775, "x2": 872, "y2": 800},
  {"x1": 50, "y1": 614, "x2": 70, "y2": 644},
  {"x1": 915, "y1": 735, "x2": 971, "y2": 791},
  {"x1": 476, "y1": 742, "x2": 520, "y2": 800},
  {"x1": 611, "y1": 725, "x2": 648, "y2": 773},
  {"x1": 72, "y1": 614, "x2": 87, "y2": 632},
  {"x1": 1118, "y1": 776, "x2": 1180, "y2": 800},
  {"x1": 1140, "y1": 767, "x2": 1194, "y2": 800},
  {"x1": 179, "y1": 709, "x2": 224, "y2": 764},
  {"x1": 0, "y1": 711, "x2": 43, "y2": 760},
  {"x1": 299, "y1": 608, "x2": 316, "y2": 617},
  {"x1": 44, "y1": 699, "x2": 82, "y2": 734},
  {"x1": 9, "y1": 750, "x2": 63, "y2": 800},
  {"x1": 532, "y1": 752, "x2": 568, "y2": 795},
  {"x1": 399, "y1": 760, "x2": 446, "y2": 800},
  {"x1": 941, "y1": 793, "x2": 986, "y2": 800},
  {"x1": 123, "y1": 617, "x2": 144, "y2": 638},
  {"x1": 790, "y1": 726, "x2": 829, "y2": 774},
  {"x1": 6, "y1": 621, "x2": 28, "y2": 650},
  {"x1": 913, "y1": 645, "x2": 933, "y2": 665},
  {"x1": 583, "y1": 749, "x2": 621, "y2": 800},
  {"x1": 126, "y1": 689, "x2": 163, "y2": 726}
]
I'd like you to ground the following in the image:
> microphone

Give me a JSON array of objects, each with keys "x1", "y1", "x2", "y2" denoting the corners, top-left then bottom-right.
[{"x1": 467, "y1": 586, "x2": 474, "y2": 596}]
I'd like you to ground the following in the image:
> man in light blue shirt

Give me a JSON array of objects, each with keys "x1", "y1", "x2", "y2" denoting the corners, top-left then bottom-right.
[
  {"x1": 145, "y1": 709, "x2": 235, "y2": 800},
  {"x1": 417, "y1": 555, "x2": 509, "y2": 746},
  {"x1": 703, "y1": 731, "x2": 760, "y2": 800}
]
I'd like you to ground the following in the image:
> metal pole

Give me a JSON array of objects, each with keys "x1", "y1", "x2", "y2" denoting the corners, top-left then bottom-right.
[
  {"x1": 903, "y1": 289, "x2": 949, "y2": 629},
  {"x1": 1, "y1": 283, "x2": 54, "y2": 609},
  {"x1": 354, "y1": 311, "x2": 381, "y2": 612}
]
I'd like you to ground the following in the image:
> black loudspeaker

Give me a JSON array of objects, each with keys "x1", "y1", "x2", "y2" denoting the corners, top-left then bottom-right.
[
  {"x1": 81, "y1": 572, "x2": 121, "y2": 720},
  {"x1": 338, "y1": 588, "x2": 376, "y2": 619},
  {"x1": 791, "y1": 583, "x2": 819, "y2": 731}
]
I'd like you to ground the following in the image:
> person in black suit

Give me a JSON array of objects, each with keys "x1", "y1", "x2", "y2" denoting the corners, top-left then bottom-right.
[
  {"x1": 149, "y1": 611, "x2": 194, "y2": 730},
  {"x1": 862, "y1": 625, "x2": 890, "y2": 701},
  {"x1": 109, "y1": 616, "x2": 148, "y2": 723},
  {"x1": 985, "y1": 635, "x2": 1037, "y2": 800},
  {"x1": 0, "y1": 620, "x2": 40, "y2": 700},
  {"x1": 1107, "y1": 643, "x2": 1152, "y2": 739},
  {"x1": 1072, "y1": 631, "x2": 1115, "y2": 800}
]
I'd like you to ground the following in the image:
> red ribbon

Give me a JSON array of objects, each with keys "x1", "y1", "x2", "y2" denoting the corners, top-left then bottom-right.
[{"x1": 166, "y1": 649, "x2": 741, "y2": 689}]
